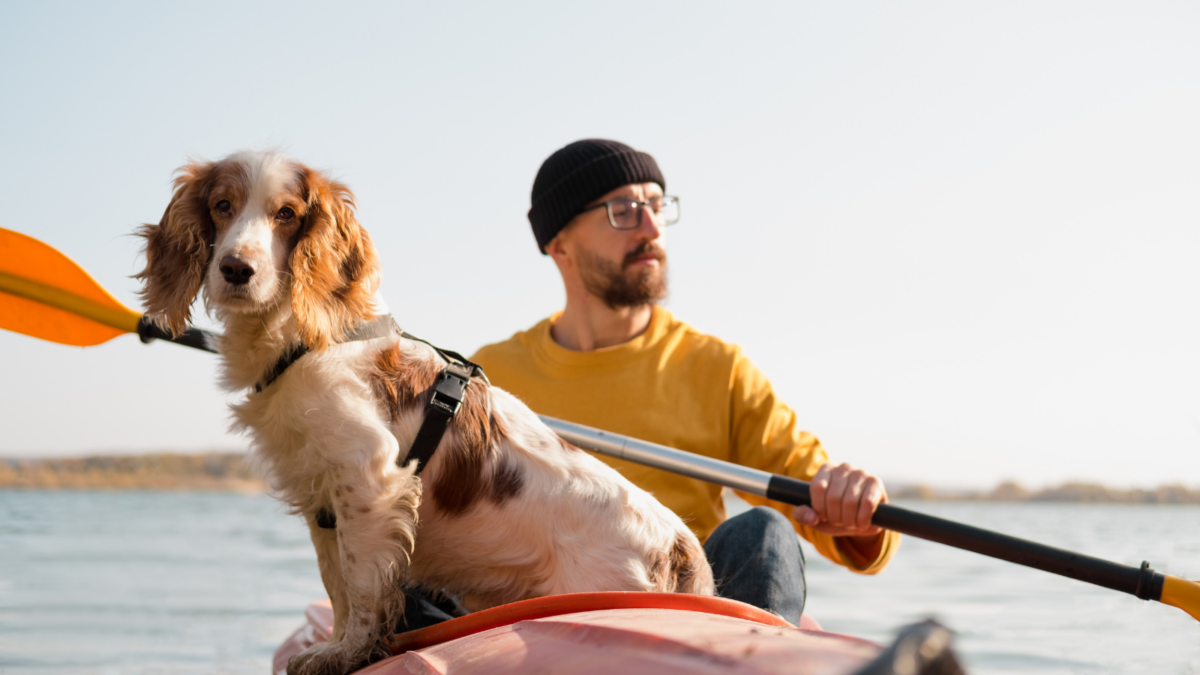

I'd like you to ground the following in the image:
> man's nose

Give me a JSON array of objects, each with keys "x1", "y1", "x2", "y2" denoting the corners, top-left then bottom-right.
[
  {"x1": 219, "y1": 255, "x2": 256, "y2": 285},
  {"x1": 634, "y1": 205, "x2": 665, "y2": 241}
]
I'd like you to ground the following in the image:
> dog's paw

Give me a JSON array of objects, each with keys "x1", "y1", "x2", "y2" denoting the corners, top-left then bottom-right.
[
  {"x1": 287, "y1": 642, "x2": 349, "y2": 675},
  {"x1": 286, "y1": 638, "x2": 389, "y2": 675}
]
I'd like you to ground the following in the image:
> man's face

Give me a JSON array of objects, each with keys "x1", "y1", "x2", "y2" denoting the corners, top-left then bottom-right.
[{"x1": 551, "y1": 182, "x2": 668, "y2": 309}]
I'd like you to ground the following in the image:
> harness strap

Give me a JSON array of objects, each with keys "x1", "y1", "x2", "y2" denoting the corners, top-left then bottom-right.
[
  {"x1": 254, "y1": 314, "x2": 399, "y2": 393},
  {"x1": 397, "y1": 332, "x2": 487, "y2": 475},
  {"x1": 399, "y1": 331, "x2": 489, "y2": 386},
  {"x1": 403, "y1": 361, "x2": 475, "y2": 475},
  {"x1": 300, "y1": 326, "x2": 486, "y2": 530}
]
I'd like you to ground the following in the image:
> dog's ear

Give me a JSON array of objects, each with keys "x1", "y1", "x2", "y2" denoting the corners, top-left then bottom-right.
[
  {"x1": 290, "y1": 166, "x2": 380, "y2": 350},
  {"x1": 135, "y1": 161, "x2": 216, "y2": 336}
]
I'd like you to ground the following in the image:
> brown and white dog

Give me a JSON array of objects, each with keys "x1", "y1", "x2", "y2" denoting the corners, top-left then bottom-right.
[{"x1": 136, "y1": 151, "x2": 714, "y2": 675}]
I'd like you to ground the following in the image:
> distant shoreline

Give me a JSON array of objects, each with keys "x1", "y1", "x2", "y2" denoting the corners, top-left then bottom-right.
[
  {"x1": 0, "y1": 453, "x2": 264, "y2": 491},
  {"x1": 891, "y1": 480, "x2": 1200, "y2": 504},
  {"x1": 3, "y1": 453, "x2": 1198, "y2": 503}
]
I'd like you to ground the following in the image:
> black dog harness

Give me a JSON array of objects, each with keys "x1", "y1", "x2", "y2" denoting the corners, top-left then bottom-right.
[
  {"x1": 253, "y1": 315, "x2": 486, "y2": 529},
  {"x1": 390, "y1": 334, "x2": 488, "y2": 475}
]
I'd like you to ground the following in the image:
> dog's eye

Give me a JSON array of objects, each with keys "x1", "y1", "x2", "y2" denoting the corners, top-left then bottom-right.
[
  {"x1": 215, "y1": 200, "x2": 232, "y2": 216},
  {"x1": 277, "y1": 207, "x2": 296, "y2": 221}
]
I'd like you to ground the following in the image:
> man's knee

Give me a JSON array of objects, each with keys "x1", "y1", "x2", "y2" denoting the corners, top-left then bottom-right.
[
  {"x1": 728, "y1": 506, "x2": 794, "y2": 542},
  {"x1": 743, "y1": 506, "x2": 792, "y2": 531},
  {"x1": 706, "y1": 506, "x2": 796, "y2": 557},
  {"x1": 704, "y1": 506, "x2": 807, "y2": 623}
]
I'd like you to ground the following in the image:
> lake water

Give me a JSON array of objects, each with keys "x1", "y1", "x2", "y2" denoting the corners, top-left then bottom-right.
[{"x1": 0, "y1": 491, "x2": 1196, "y2": 674}]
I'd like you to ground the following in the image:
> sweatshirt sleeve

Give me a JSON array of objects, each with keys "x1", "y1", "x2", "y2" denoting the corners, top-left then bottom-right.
[{"x1": 727, "y1": 352, "x2": 899, "y2": 575}]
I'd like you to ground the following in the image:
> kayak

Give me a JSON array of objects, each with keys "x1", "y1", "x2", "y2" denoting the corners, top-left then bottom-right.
[{"x1": 273, "y1": 593, "x2": 883, "y2": 675}]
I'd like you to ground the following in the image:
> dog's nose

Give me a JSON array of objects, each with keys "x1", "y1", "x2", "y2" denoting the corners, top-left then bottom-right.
[{"x1": 219, "y1": 255, "x2": 256, "y2": 285}]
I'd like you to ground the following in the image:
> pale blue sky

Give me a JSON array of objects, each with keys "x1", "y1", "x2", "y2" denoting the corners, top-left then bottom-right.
[{"x1": 2, "y1": 1, "x2": 1198, "y2": 488}]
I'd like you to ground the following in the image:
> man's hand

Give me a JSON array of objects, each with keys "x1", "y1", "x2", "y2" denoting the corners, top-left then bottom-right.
[{"x1": 791, "y1": 462, "x2": 887, "y2": 544}]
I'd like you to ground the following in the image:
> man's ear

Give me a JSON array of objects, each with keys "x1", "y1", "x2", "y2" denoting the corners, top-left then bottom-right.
[
  {"x1": 544, "y1": 225, "x2": 575, "y2": 269},
  {"x1": 545, "y1": 236, "x2": 567, "y2": 261}
]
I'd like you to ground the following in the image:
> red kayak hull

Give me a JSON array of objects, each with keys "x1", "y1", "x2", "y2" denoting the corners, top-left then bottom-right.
[{"x1": 275, "y1": 593, "x2": 878, "y2": 675}]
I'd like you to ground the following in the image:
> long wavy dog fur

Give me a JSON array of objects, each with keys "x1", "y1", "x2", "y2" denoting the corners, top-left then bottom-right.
[{"x1": 135, "y1": 151, "x2": 714, "y2": 675}]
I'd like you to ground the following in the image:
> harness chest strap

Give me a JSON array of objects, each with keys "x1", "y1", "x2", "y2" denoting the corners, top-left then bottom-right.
[{"x1": 261, "y1": 318, "x2": 485, "y2": 530}]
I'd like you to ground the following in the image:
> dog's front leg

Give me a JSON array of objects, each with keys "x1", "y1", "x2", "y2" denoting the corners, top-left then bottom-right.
[
  {"x1": 335, "y1": 465, "x2": 421, "y2": 651},
  {"x1": 305, "y1": 513, "x2": 350, "y2": 641},
  {"x1": 288, "y1": 432, "x2": 422, "y2": 675}
]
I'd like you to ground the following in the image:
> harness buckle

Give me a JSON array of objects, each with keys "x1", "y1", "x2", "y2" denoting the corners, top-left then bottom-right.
[
  {"x1": 396, "y1": 337, "x2": 486, "y2": 476},
  {"x1": 428, "y1": 364, "x2": 472, "y2": 417}
]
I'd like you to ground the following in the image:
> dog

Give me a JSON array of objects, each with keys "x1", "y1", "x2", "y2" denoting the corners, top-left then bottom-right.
[{"x1": 135, "y1": 151, "x2": 715, "y2": 675}]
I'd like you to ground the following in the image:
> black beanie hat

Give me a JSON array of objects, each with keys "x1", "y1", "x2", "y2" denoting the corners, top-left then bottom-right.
[{"x1": 528, "y1": 139, "x2": 665, "y2": 254}]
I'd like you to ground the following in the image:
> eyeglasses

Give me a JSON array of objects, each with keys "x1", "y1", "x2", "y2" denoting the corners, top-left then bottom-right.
[{"x1": 579, "y1": 195, "x2": 681, "y2": 230}]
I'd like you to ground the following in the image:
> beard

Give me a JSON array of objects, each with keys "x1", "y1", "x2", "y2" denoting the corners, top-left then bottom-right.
[{"x1": 577, "y1": 241, "x2": 668, "y2": 309}]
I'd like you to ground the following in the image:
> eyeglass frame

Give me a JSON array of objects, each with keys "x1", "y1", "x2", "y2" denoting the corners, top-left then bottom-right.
[{"x1": 578, "y1": 195, "x2": 681, "y2": 230}]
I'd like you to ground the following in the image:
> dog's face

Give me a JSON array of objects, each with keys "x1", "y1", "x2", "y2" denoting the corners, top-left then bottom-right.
[
  {"x1": 204, "y1": 152, "x2": 305, "y2": 314},
  {"x1": 136, "y1": 151, "x2": 380, "y2": 349}
]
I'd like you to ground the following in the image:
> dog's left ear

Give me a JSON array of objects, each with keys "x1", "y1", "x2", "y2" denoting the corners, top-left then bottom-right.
[{"x1": 290, "y1": 166, "x2": 380, "y2": 350}]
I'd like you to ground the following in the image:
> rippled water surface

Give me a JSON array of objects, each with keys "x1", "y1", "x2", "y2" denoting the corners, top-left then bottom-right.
[
  {"x1": 1, "y1": 491, "x2": 1197, "y2": 674},
  {"x1": 797, "y1": 500, "x2": 1200, "y2": 674},
  {"x1": 0, "y1": 491, "x2": 322, "y2": 675}
]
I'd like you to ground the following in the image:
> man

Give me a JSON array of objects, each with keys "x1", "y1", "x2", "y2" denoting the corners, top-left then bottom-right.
[{"x1": 471, "y1": 139, "x2": 899, "y2": 622}]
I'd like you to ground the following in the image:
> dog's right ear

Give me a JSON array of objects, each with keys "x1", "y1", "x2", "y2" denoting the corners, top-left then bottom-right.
[{"x1": 134, "y1": 161, "x2": 216, "y2": 336}]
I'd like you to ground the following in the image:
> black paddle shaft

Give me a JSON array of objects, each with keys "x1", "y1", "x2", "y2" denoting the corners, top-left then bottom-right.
[
  {"x1": 765, "y1": 474, "x2": 1166, "y2": 602},
  {"x1": 136, "y1": 316, "x2": 219, "y2": 354}
]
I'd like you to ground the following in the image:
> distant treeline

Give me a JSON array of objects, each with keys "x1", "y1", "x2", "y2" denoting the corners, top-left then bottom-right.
[
  {"x1": 0, "y1": 453, "x2": 264, "y2": 490},
  {"x1": 3, "y1": 454, "x2": 1198, "y2": 503},
  {"x1": 894, "y1": 480, "x2": 1200, "y2": 504}
]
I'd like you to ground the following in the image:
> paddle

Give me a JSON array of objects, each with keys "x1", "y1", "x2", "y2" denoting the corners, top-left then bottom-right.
[
  {"x1": 3, "y1": 227, "x2": 1198, "y2": 624},
  {"x1": 540, "y1": 416, "x2": 1200, "y2": 622},
  {"x1": 0, "y1": 227, "x2": 218, "y2": 353}
]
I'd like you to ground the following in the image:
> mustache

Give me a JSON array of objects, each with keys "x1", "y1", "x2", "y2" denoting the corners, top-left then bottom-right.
[{"x1": 622, "y1": 242, "x2": 666, "y2": 268}]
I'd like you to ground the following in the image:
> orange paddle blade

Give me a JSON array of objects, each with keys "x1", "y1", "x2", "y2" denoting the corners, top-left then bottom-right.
[
  {"x1": 0, "y1": 228, "x2": 141, "y2": 347},
  {"x1": 1161, "y1": 576, "x2": 1200, "y2": 622}
]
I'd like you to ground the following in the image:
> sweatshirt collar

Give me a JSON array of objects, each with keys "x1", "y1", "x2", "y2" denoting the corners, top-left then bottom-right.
[{"x1": 536, "y1": 305, "x2": 670, "y2": 367}]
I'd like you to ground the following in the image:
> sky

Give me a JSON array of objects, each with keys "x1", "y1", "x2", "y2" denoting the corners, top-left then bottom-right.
[{"x1": 1, "y1": 1, "x2": 1198, "y2": 489}]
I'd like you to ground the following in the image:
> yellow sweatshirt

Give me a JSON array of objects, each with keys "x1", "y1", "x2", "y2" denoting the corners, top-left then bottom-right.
[{"x1": 470, "y1": 306, "x2": 898, "y2": 574}]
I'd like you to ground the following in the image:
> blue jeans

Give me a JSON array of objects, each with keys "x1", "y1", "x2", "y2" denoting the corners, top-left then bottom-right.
[
  {"x1": 703, "y1": 506, "x2": 806, "y2": 624},
  {"x1": 396, "y1": 505, "x2": 807, "y2": 633}
]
